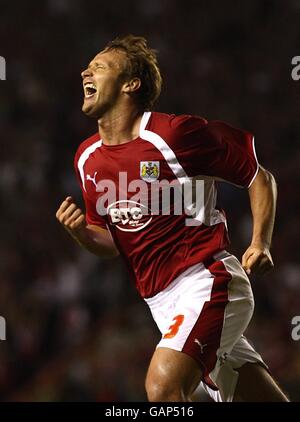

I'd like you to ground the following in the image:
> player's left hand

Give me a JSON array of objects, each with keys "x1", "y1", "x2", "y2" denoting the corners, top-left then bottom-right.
[{"x1": 242, "y1": 243, "x2": 274, "y2": 275}]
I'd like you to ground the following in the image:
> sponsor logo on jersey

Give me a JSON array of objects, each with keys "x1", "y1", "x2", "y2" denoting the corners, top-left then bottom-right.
[
  {"x1": 107, "y1": 200, "x2": 152, "y2": 232},
  {"x1": 140, "y1": 161, "x2": 160, "y2": 182}
]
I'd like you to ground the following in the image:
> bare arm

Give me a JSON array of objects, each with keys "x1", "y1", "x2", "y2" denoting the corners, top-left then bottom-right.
[
  {"x1": 242, "y1": 166, "x2": 277, "y2": 275},
  {"x1": 56, "y1": 196, "x2": 119, "y2": 258}
]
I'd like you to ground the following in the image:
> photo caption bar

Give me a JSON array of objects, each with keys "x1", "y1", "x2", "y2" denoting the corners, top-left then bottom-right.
[{"x1": 104, "y1": 404, "x2": 195, "y2": 419}]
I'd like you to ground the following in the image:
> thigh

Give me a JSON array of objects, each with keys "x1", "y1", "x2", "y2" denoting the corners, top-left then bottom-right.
[
  {"x1": 234, "y1": 362, "x2": 289, "y2": 402},
  {"x1": 146, "y1": 347, "x2": 202, "y2": 400}
]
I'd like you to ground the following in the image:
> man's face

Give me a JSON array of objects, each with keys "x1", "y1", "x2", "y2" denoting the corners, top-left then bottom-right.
[{"x1": 81, "y1": 49, "x2": 127, "y2": 118}]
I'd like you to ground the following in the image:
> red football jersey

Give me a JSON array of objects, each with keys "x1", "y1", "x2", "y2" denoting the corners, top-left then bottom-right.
[{"x1": 74, "y1": 112, "x2": 258, "y2": 298}]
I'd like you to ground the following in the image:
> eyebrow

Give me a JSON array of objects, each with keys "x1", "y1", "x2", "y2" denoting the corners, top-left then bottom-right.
[
  {"x1": 88, "y1": 57, "x2": 116, "y2": 69},
  {"x1": 88, "y1": 60, "x2": 104, "y2": 68}
]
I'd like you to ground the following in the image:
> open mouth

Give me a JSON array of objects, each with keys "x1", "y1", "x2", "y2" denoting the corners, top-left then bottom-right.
[{"x1": 84, "y1": 82, "x2": 97, "y2": 98}]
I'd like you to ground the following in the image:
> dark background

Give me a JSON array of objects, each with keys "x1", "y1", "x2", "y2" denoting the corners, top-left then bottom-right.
[{"x1": 0, "y1": 0, "x2": 299, "y2": 401}]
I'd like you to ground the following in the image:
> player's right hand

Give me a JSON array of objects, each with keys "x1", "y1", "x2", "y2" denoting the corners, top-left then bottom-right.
[{"x1": 56, "y1": 196, "x2": 86, "y2": 233}]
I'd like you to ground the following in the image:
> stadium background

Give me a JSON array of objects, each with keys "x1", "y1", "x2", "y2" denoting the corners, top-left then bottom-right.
[{"x1": 0, "y1": 0, "x2": 299, "y2": 401}]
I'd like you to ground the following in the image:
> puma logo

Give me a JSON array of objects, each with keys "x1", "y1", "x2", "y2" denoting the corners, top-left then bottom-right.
[
  {"x1": 194, "y1": 338, "x2": 207, "y2": 354},
  {"x1": 86, "y1": 171, "x2": 98, "y2": 188}
]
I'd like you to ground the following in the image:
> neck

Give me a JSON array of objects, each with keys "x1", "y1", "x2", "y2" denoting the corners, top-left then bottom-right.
[{"x1": 98, "y1": 104, "x2": 144, "y2": 146}]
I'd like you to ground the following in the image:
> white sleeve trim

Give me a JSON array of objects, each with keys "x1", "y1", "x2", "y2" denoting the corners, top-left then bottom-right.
[
  {"x1": 247, "y1": 136, "x2": 259, "y2": 188},
  {"x1": 77, "y1": 140, "x2": 102, "y2": 191}
]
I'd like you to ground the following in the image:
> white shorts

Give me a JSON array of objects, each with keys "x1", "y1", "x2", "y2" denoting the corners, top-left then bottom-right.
[{"x1": 145, "y1": 251, "x2": 267, "y2": 402}]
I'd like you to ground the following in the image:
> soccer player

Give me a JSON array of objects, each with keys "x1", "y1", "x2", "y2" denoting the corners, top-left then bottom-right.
[{"x1": 56, "y1": 35, "x2": 288, "y2": 402}]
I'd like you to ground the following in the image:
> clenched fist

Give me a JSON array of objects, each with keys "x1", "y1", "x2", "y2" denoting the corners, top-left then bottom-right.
[
  {"x1": 56, "y1": 196, "x2": 86, "y2": 233},
  {"x1": 56, "y1": 196, "x2": 118, "y2": 258},
  {"x1": 242, "y1": 243, "x2": 274, "y2": 276}
]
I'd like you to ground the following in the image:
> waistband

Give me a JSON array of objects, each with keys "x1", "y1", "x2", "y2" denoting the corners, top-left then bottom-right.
[{"x1": 145, "y1": 250, "x2": 231, "y2": 307}]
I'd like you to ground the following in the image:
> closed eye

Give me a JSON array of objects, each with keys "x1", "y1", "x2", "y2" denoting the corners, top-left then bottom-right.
[{"x1": 94, "y1": 62, "x2": 105, "y2": 70}]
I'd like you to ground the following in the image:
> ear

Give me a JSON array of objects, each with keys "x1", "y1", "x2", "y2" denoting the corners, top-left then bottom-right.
[{"x1": 122, "y1": 77, "x2": 141, "y2": 93}]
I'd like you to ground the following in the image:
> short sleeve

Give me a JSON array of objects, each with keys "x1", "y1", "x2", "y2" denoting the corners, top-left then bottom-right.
[
  {"x1": 73, "y1": 151, "x2": 108, "y2": 230},
  {"x1": 173, "y1": 116, "x2": 259, "y2": 188}
]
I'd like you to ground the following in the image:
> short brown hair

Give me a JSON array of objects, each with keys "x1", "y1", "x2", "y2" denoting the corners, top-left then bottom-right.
[{"x1": 104, "y1": 35, "x2": 162, "y2": 110}]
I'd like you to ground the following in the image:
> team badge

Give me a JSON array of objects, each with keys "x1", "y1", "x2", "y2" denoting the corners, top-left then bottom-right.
[{"x1": 140, "y1": 161, "x2": 160, "y2": 182}]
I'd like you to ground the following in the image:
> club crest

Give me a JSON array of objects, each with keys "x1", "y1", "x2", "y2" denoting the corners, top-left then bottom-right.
[{"x1": 140, "y1": 161, "x2": 160, "y2": 182}]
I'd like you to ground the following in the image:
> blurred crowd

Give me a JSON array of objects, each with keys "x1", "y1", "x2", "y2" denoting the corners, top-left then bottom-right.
[{"x1": 0, "y1": 0, "x2": 299, "y2": 401}]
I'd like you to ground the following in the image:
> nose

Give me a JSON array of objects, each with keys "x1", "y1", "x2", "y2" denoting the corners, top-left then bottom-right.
[{"x1": 81, "y1": 67, "x2": 92, "y2": 79}]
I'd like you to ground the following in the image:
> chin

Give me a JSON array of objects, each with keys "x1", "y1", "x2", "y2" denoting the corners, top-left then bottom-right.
[{"x1": 82, "y1": 103, "x2": 99, "y2": 119}]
